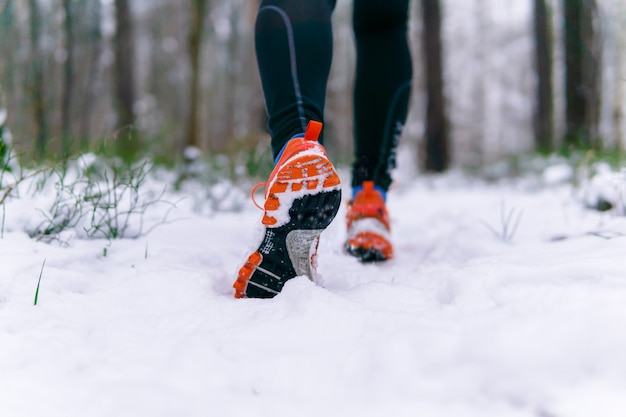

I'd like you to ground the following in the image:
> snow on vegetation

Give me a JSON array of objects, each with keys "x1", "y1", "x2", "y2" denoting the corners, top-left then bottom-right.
[{"x1": 2, "y1": 160, "x2": 626, "y2": 417}]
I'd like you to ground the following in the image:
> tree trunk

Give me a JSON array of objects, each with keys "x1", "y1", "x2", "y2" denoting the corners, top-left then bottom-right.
[
  {"x1": 421, "y1": 0, "x2": 449, "y2": 172},
  {"x1": 533, "y1": 0, "x2": 554, "y2": 152},
  {"x1": 61, "y1": 0, "x2": 75, "y2": 158},
  {"x1": 114, "y1": 0, "x2": 138, "y2": 159},
  {"x1": 79, "y1": 0, "x2": 103, "y2": 149},
  {"x1": 563, "y1": 0, "x2": 600, "y2": 148},
  {"x1": 184, "y1": 0, "x2": 208, "y2": 151},
  {"x1": 614, "y1": 7, "x2": 624, "y2": 151},
  {"x1": 1, "y1": 0, "x2": 15, "y2": 98},
  {"x1": 28, "y1": 0, "x2": 47, "y2": 157}
]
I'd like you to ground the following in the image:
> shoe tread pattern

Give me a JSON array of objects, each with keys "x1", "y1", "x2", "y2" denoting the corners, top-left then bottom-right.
[{"x1": 235, "y1": 189, "x2": 341, "y2": 298}]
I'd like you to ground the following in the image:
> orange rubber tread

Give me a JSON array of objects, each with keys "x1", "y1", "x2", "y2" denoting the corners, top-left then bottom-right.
[
  {"x1": 347, "y1": 231, "x2": 393, "y2": 260},
  {"x1": 233, "y1": 251, "x2": 263, "y2": 298}
]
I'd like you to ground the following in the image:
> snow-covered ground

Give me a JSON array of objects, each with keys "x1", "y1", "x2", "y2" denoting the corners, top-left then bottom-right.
[{"x1": 2, "y1": 163, "x2": 626, "y2": 417}]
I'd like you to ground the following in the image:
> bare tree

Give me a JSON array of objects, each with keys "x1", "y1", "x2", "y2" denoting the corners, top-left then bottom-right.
[
  {"x1": 185, "y1": 0, "x2": 208, "y2": 151},
  {"x1": 114, "y1": 0, "x2": 138, "y2": 159},
  {"x1": 61, "y1": 0, "x2": 75, "y2": 157},
  {"x1": 421, "y1": 0, "x2": 449, "y2": 171},
  {"x1": 613, "y1": 6, "x2": 624, "y2": 150},
  {"x1": 78, "y1": 0, "x2": 103, "y2": 149},
  {"x1": 1, "y1": 0, "x2": 15, "y2": 98},
  {"x1": 533, "y1": 0, "x2": 554, "y2": 152},
  {"x1": 563, "y1": 0, "x2": 600, "y2": 148},
  {"x1": 28, "y1": 0, "x2": 48, "y2": 156}
]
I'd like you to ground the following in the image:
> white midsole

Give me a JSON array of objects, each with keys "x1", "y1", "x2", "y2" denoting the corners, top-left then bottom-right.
[{"x1": 347, "y1": 218, "x2": 390, "y2": 240}]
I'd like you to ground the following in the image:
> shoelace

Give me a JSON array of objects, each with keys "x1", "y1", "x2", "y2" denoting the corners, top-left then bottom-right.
[{"x1": 250, "y1": 182, "x2": 267, "y2": 211}]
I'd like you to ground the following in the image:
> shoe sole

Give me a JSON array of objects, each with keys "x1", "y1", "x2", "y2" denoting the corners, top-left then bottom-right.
[
  {"x1": 345, "y1": 242, "x2": 389, "y2": 263},
  {"x1": 345, "y1": 219, "x2": 393, "y2": 263},
  {"x1": 234, "y1": 147, "x2": 341, "y2": 299},
  {"x1": 234, "y1": 189, "x2": 341, "y2": 298}
]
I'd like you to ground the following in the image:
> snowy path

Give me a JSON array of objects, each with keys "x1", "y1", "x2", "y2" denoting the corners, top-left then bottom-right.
[{"x1": 2, "y1": 174, "x2": 626, "y2": 417}]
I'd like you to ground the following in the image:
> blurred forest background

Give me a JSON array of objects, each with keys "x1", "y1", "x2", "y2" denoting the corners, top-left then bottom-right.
[{"x1": 0, "y1": 0, "x2": 624, "y2": 173}]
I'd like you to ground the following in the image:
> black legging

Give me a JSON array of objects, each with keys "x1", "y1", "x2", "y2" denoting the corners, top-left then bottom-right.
[{"x1": 255, "y1": 0, "x2": 412, "y2": 191}]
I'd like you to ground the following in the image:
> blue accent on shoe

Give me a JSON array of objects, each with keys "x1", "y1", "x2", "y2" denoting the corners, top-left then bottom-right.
[
  {"x1": 274, "y1": 133, "x2": 305, "y2": 165},
  {"x1": 352, "y1": 184, "x2": 387, "y2": 202}
]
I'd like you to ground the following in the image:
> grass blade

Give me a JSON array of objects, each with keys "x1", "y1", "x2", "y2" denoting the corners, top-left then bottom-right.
[{"x1": 34, "y1": 259, "x2": 46, "y2": 306}]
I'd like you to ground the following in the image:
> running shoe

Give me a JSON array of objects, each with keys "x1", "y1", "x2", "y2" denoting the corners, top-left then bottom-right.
[
  {"x1": 345, "y1": 181, "x2": 393, "y2": 262},
  {"x1": 233, "y1": 120, "x2": 341, "y2": 298}
]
